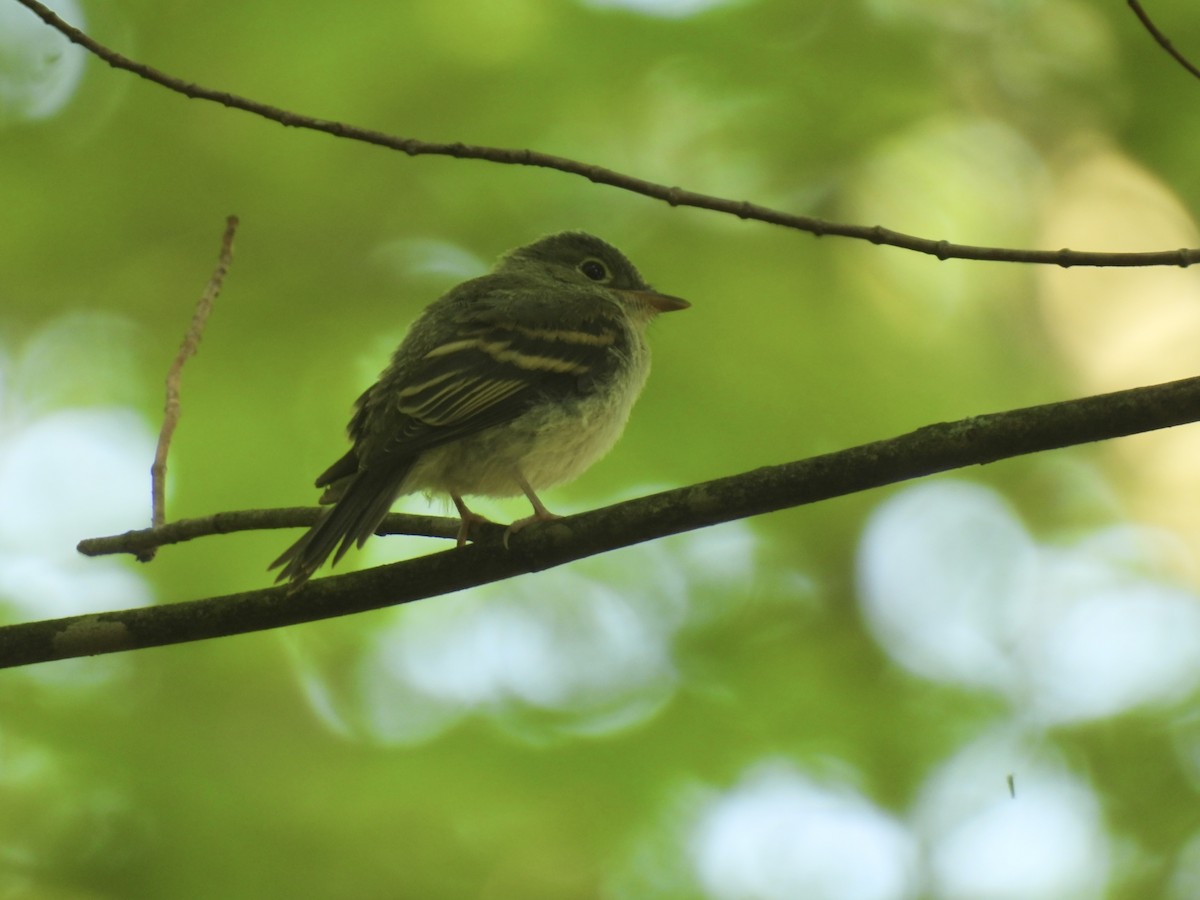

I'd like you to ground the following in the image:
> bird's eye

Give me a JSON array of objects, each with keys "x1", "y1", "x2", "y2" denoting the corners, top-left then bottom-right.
[{"x1": 579, "y1": 259, "x2": 610, "y2": 282}]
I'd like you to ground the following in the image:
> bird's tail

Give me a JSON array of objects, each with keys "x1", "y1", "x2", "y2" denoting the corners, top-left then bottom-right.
[{"x1": 270, "y1": 463, "x2": 414, "y2": 585}]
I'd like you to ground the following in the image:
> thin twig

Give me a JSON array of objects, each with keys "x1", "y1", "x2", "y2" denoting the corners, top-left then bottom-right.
[
  {"x1": 12, "y1": 0, "x2": 1200, "y2": 269},
  {"x1": 1128, "y1": 1, "x2": 1200, "y2": 81},
  {"x1": 77, "y1": 508, "x2": 489, "y2": 557},
  {"x1": 5, "y1": 372, "x2": 1198, "y2": 669},
  {"x1": 146, "y1": 215, "x2": 238, "y2": 559}
]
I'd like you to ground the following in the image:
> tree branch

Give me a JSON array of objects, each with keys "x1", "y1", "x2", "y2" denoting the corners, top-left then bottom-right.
[
  {"x1": 13, "y1": 0, "x2": 1200, "y2": 269},
  {"x1": 76, "y1": 508, "x2": 488, "y2": 557},
  {"x1": 5, "y1": 373, "x2": 1200, "y2": 669},
  {"x1": 1128, "y1": 0, "x2": 1200, "y2": 82}
]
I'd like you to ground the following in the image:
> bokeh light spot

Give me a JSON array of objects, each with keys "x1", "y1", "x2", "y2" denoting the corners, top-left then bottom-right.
[{"x1": 0, "y1": 0, "x2": 87, "y2": 123}]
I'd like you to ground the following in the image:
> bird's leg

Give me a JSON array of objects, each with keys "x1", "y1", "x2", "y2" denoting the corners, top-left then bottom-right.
[
  {"x1": 504, "y1": 473, "x2": 563, "y2": 549},
  {"x1": 451, "y1": 493, "x2": 494, "y2": 547}
]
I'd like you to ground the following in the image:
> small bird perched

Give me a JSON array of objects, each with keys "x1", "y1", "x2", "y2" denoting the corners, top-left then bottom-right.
[{"x1": 271, "y1": 231, "x2": 689, "y2": 584}]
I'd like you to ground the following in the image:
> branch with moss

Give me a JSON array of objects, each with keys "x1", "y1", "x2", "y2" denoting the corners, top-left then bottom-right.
[
  {"x1": 3, "y1": 373, "x2": 1200, "y2": 669},
  {"x1": 13, "y1": 0, "x2": 1200, "y2": 269}
]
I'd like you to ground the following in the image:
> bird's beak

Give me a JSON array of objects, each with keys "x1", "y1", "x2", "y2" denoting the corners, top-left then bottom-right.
[{"x1": 629, "y1": 290, "x2": 690, "y2": 313}]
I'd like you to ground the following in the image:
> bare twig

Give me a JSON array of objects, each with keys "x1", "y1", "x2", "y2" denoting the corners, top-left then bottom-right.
[
  {"x1": 1128, "y1": 1, "x2": 1200, "y2": 81},
  {"x1": 5, "y1": 372, "x2": 1200, "y2": 669},
  {"x1": 12, "y1": 0, "x2": 1200, "y2": 269},
  {"x1": 77, "y1": 508, "x2": 491, "y2": 557},
  {"x1": 146, "y1": 215, "x2": 238, "y2": 559}
]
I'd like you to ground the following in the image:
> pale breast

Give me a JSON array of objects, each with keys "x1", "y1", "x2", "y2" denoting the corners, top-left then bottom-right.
[{"x1": 402, "y1": 338, "x2": 651, "y2": 499}]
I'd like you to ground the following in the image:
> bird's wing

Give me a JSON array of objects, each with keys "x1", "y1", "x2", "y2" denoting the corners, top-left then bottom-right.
[{"x1": 355, "y1": 311, "x2": 627, "y2": 465}]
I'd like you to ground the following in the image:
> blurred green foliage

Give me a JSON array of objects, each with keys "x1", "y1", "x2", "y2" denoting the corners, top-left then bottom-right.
[{"x1": 5, "y1": 0, "x2": 1200, "y2": 897}]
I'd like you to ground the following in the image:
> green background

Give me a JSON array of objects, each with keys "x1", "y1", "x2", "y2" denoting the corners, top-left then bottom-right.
[{"x1": 5, "y1": 0, "x2": 1200, "y2": 897}]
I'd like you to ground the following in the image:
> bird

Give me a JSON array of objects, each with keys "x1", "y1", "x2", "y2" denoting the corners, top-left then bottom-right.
[{"x1": 270, "y1": 231, "x2": 689, "y2": 584}]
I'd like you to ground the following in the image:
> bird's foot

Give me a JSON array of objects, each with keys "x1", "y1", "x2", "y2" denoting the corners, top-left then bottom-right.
[
  {"x1": 455, "y1": 510, "x2": 495, "y2": 548},
  {"x1": 451, "y1": 494, "x2": 496, "y2": 547},
  {"x1": 503, "y1": 510, "x2": 563, "y2": 549}
]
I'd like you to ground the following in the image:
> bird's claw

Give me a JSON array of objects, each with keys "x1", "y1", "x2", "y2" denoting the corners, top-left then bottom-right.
[
  {"x1": 502, "y1": 511, "x2": 563, "y2": 549},
  {"x1": 455, "y1": 511, "x2": 495, "y2": 548}
]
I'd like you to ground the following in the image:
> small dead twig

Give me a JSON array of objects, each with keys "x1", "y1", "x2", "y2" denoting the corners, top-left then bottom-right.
[{"x1": 146, "y1": 215, "x2": 239, "y2": 559}]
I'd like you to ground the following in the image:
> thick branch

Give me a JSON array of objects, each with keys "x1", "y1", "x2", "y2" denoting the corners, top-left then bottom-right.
[
  {"x1": 13, "y1": 0, "x2": 1200, "y2": 268},
  {"x1": 6, "y1": 373, "x2": 1200, "y2": 669}
]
